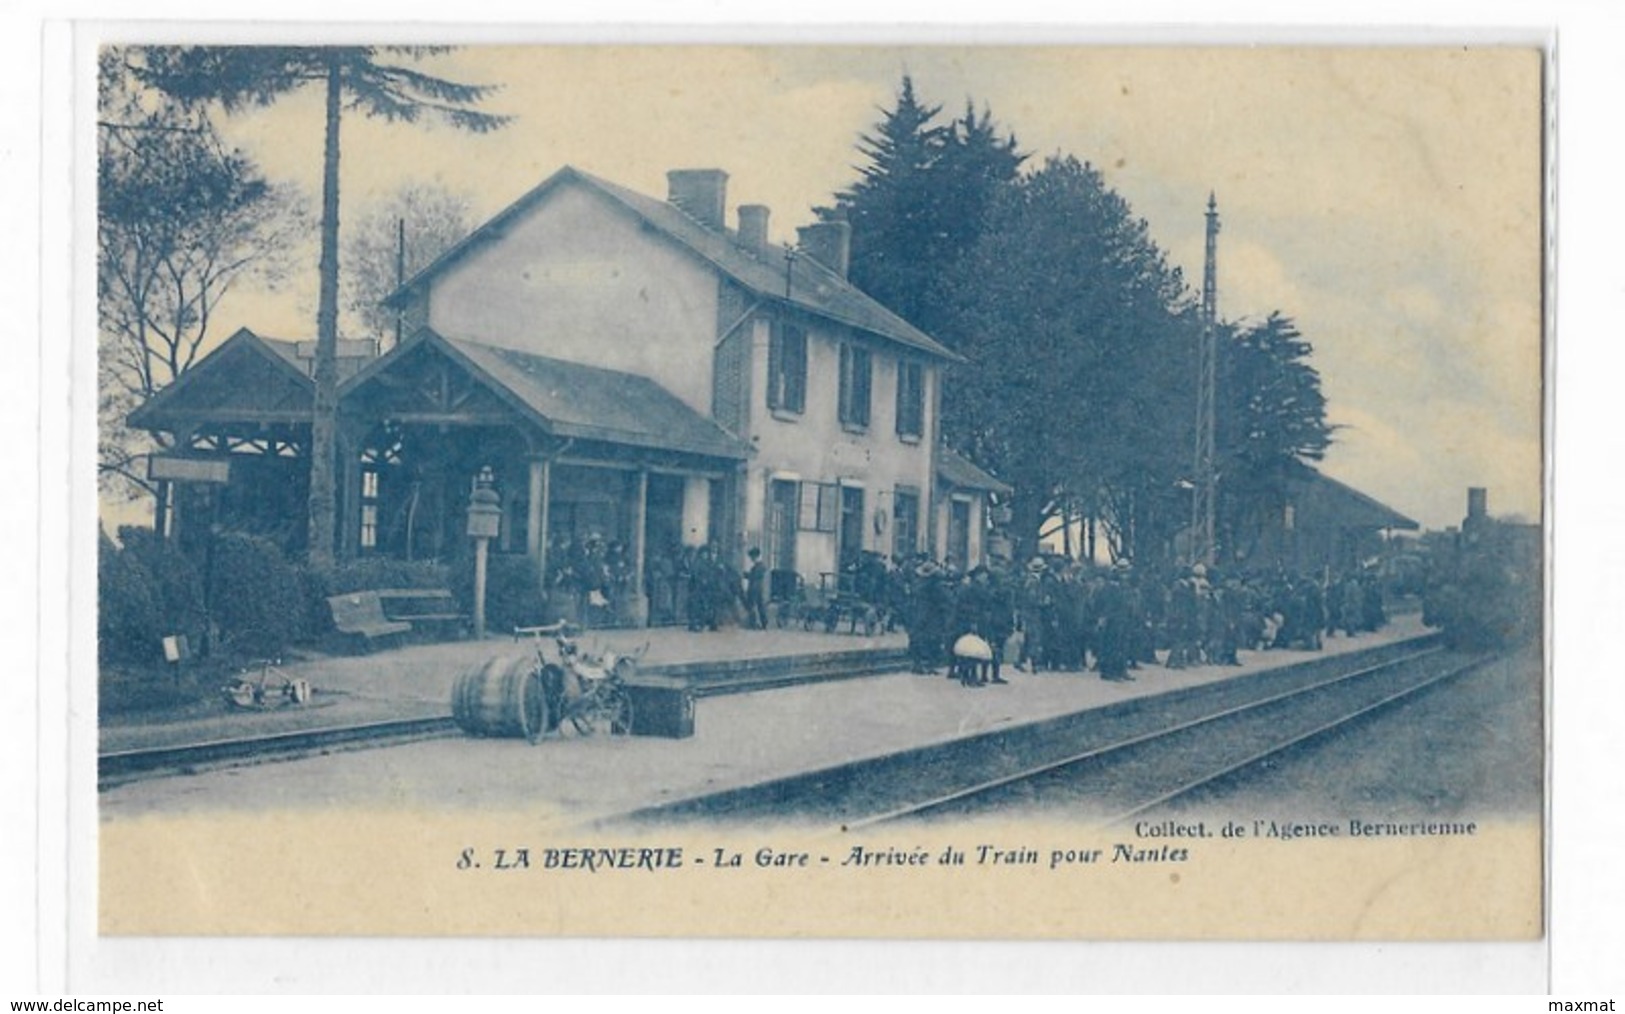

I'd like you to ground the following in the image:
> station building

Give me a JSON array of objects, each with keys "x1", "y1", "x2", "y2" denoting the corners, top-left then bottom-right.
[{"x1": 129, "y1": 165, "x2": 1008, "y2": 621}]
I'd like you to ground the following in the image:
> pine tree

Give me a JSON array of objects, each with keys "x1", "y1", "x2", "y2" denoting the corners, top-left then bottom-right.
[
  {"x1": 818, "y1": 76, "x2": 947, "y2": 328},
  {"x1": 1215, "y1": 312, "x2": 1334, "y2": 559},
  {"x1": 942, "y1": 155, "x2": 1194, "y2": 562},
  {"x1": 136, "y1": 46, "x2": 509, "y2": 568},
  {"x1": 819, "y1": 78, "x2": 1023, "y2": 337}
]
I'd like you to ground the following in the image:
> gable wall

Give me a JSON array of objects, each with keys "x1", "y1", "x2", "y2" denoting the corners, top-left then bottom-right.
[{"x1": 426, "y1": 182, "x2": 720, "y2": 414}]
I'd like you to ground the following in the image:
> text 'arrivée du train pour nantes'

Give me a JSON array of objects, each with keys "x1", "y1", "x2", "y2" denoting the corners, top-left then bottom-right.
[{"x1": 453, "y1": 817, "x2": 1479, "y2": 873}]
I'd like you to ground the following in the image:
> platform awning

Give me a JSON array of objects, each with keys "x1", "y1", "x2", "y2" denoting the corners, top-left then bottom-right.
[
  {"x1": 937, "y1": 447, "x2": 1012, "y2": 495},
  {"x1": 340, "y1": 329, "x2": 749, "y2": 463}
]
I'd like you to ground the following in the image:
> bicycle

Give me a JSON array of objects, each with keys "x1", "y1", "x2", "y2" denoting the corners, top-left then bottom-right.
[
  {"x1": 513, "y1": 622, "x2": 637, "y2": 739},
  {"x1": 221, "y1": 658, "x2": 312, "y2": 710}
]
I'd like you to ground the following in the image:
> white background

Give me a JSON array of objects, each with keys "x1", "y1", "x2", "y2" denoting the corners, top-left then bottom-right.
[{"x1": 4, "y1": 0, "x2": 1619, "y2": 998}]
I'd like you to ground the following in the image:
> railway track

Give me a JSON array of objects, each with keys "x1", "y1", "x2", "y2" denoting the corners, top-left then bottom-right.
[
  {"x1": 97, "y1": 716, "x2": 458, "y2": 788},
  {"x1": 614, "y1": 637, "x2": 1483, "y2": 829},
  {"x1": 97, "y1": 646, "x2": 909, "y2": 788},
  {"x1": 859, "y1": 648, "x2": 1493, "y2": 829}
]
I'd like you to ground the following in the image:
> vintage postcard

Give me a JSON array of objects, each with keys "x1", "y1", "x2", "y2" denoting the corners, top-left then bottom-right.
[{"x1": 86, "y1": 35, "x2": 1546, "y2": 960}]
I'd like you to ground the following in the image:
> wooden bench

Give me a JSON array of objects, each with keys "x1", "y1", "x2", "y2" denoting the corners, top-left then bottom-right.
[
  {"x1": 377, "y1": 588, "x2": 469, "y2": 639},
  {"x1": 327, "y1": 591, "x2": 412, "y2": 651}
]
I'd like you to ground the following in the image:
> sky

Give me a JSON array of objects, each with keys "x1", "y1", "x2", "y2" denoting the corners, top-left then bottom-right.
[{"x1": 180, "y1": 43, "x2": 1543, "y2": 532}]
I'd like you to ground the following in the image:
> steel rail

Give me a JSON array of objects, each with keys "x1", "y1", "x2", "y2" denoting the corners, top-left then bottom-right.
[
  {"x1": 97, "y1": 716, "x2": 458, "y2": 787},
  {"x1": 1096, "y1": 653, "x2": 1493, "y2": 827},
  {"x1": 844, "y1": 645, "x2": 1459, "y2": 830}
]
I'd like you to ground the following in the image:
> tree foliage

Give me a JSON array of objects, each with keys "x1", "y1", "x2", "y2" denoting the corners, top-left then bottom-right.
[
  {"x1": 136, "y1": 46, "x2": 510, "y2": 567},
  {"x1": 817, "y1": 77, "x2": 1023, "y2": 336},
  {"x1": 825, "y1": 78, "x2": 1336, "y2": 567},
  {"x1": 1215, "y1": 312, "x2": 1335, "y2": 559},
  {"x1": 342, "y1": 182, "x2": 472, "y2": 345},
  {"x1": 941, "y1": 155, "x2": 1196, "y2": 562},
  {"x1": 97, "y1": 47, "x2": 303, "y2": 499}
]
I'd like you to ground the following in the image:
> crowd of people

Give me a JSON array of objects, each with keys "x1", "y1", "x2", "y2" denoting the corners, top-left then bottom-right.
[
  {"x1": 542, "y1": 532, "x2": 1394, "y2": 690},
  {"x1": 892, "y1": 554, "x2": 1391, "y2": 688},
  {"x1": 543, "y1": 534, "x2": 750, "y2": 631}
]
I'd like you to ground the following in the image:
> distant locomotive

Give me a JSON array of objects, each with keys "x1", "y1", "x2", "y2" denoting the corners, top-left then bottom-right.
[{"x1": 1422, "y1": 488, "x2": 1542, "y2": 651}]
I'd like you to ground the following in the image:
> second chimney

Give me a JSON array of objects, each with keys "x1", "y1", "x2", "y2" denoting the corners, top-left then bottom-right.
[
  {"x1": 667, "y1": 169, "x2": 728, "y2": 230},
  {"x1": 796, "y1": 221, "x2": 851, "y2": 279},
  {"x1": 737, "y1": 204, "x2": 771, "y2": 253}
]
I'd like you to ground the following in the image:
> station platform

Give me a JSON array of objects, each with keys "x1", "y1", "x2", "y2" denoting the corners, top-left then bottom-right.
[
  {"x1": 99, "y1": 623, "x2": 906, "y2": 754},
  {"x1": 98, "y1": 615, "x2": 1433, "y2": 822}
]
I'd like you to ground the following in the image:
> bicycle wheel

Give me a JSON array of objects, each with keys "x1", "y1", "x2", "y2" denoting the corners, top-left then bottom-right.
[{"x1": 569, "y1": 684, "x2": 634, "y2": 736}]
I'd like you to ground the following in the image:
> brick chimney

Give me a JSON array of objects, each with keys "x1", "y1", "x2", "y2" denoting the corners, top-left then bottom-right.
[
  {"x1": 737, "y1": 204, "x2": 770, "y2": 253},
  {"x1": 666, "y1": 169, "x2": 728, "y2": 230},
  {"x1": 796, "y1": 221, "x2": 851, "y2": 279}
]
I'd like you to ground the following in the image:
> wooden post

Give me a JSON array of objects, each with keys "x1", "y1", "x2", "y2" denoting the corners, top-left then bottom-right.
[
  {"x1": 155, "y1": 480, "x2": 172, "y2": 539},
  {"x1": 529, "y1": 457, "x2": 551, "y2": 594},
  {"x1": 473, "y1": 536, "x2": 489, "y2": 639},
  {"x1": 631, "y1": 469, "x2": 648, "y2": 582},
  {"x1": 527, "y1": 457, "x2": 545, "y2": 566},
  {"x1": 630, "y1": 468, "x2": 649, "y2": 626},
  {"x1": 338, "y1": 435, "x2": 360, "y2": 561}
]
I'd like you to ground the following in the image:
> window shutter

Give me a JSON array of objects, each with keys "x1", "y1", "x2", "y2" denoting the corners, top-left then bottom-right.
[
  {"x1": 838, "y1": 344, "x2": 852, "y2": 424},
  {"x1": 766, "y1": 325, "x2": 783, "y2": 410},
  {"x1": 789, "y1": 329, "x2": 807, "y2": 413},
  {"x1": 856, "y1": 348, "x2": 871, "y2": 427}
]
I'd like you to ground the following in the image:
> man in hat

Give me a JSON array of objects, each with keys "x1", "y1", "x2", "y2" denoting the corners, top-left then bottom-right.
[
  {"x1": 964, "y1": 564, "x2": 1013, "y2": 685},
  {"x1": 1017, "y1": 557, "x2": 1049, "y2": 672},
  {"x1": 1095, "y1": 563, "x2": 1136, "y2": 682},
  {"x1": 908, "y1": 560, "x2": 947, "y2": 673},
  {"x1": 744, "y1": 547, "x2": 769, "y2": 630}
]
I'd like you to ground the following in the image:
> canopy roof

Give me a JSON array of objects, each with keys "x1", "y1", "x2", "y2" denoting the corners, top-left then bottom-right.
[
  {"x1": 342, "y1": 329, "x2": 749, "y2": 461},
  {"x1": 127, "y1": 327, "x2": 314, "y2": 433},
  {"x1": 937, "y1": 446, "x2": 1012, "y2": 495}
]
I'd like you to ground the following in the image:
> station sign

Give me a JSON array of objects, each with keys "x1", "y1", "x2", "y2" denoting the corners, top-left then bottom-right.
[{"x1": 148, "y1": 456, "x2": 231, "y2": 484}]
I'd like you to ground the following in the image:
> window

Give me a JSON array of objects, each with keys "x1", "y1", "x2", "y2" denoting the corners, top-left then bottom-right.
[
  {"x1": 767, "y1": 321, "x2": 807, "y2": 414},
  {"x1": 838, "y1": 342, "x2": 872, "y2": 428},
  {"x1": 359, "y1": 467, "x2": 380, "y2": 551},
  {"x1": 893, "y1": 487, "x2": 920, "y2": 559},
  {"x1": 895, "y1": 360, "x2": 925, "y2": 439},
  {"x1": 797, "y1": 481, "x2": 839, "y2": 533}
]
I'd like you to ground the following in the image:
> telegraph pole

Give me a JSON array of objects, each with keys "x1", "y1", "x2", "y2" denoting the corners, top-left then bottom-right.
[{"x1": 1191, "y1": 192, "x2": 1221, "y2": 567}]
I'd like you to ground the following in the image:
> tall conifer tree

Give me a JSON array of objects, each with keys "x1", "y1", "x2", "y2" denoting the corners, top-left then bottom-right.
[{"x1": 137, "y1": 46, "x2": 509, "y2": 567}]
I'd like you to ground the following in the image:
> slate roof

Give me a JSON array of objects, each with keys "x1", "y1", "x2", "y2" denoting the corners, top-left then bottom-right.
[
  {"x1": 937, "y1": 446, "x2": 1012, "y2": 495},
  {"x1": 127, "y1": 327, "x2": 314, "y2": 431},
  {"x1": 1289, "y1": 466, "x2": 1419, "y2": 531},
  {"x1": 342, "y1": 330, "x2": 749, "y2": 462},
  {"x1": 385, "y1": 165, "x2": 960, "y2": 362}
]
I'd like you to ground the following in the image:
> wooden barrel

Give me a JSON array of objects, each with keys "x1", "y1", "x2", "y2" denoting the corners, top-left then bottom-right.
[{"x1": 451, "y1": 654, "x2": 550, "y2": 742}]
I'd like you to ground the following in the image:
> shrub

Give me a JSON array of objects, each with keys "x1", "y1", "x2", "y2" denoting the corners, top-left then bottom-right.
[
  {"x1": 451, "y1": 552, "x2": 546, "y2": 632},
  {"x1": 99, "y1": 526, "x2": 208, "y2": 667},
  {"x1": 117, "y1": 525, "x2": 207, "y2": 638},
  {"x1": 99, "y1": 529, "x2": 162, "y2": 667},
  {"x1": 207, "y1": 531, "x2": 305, "y2": 658}
]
